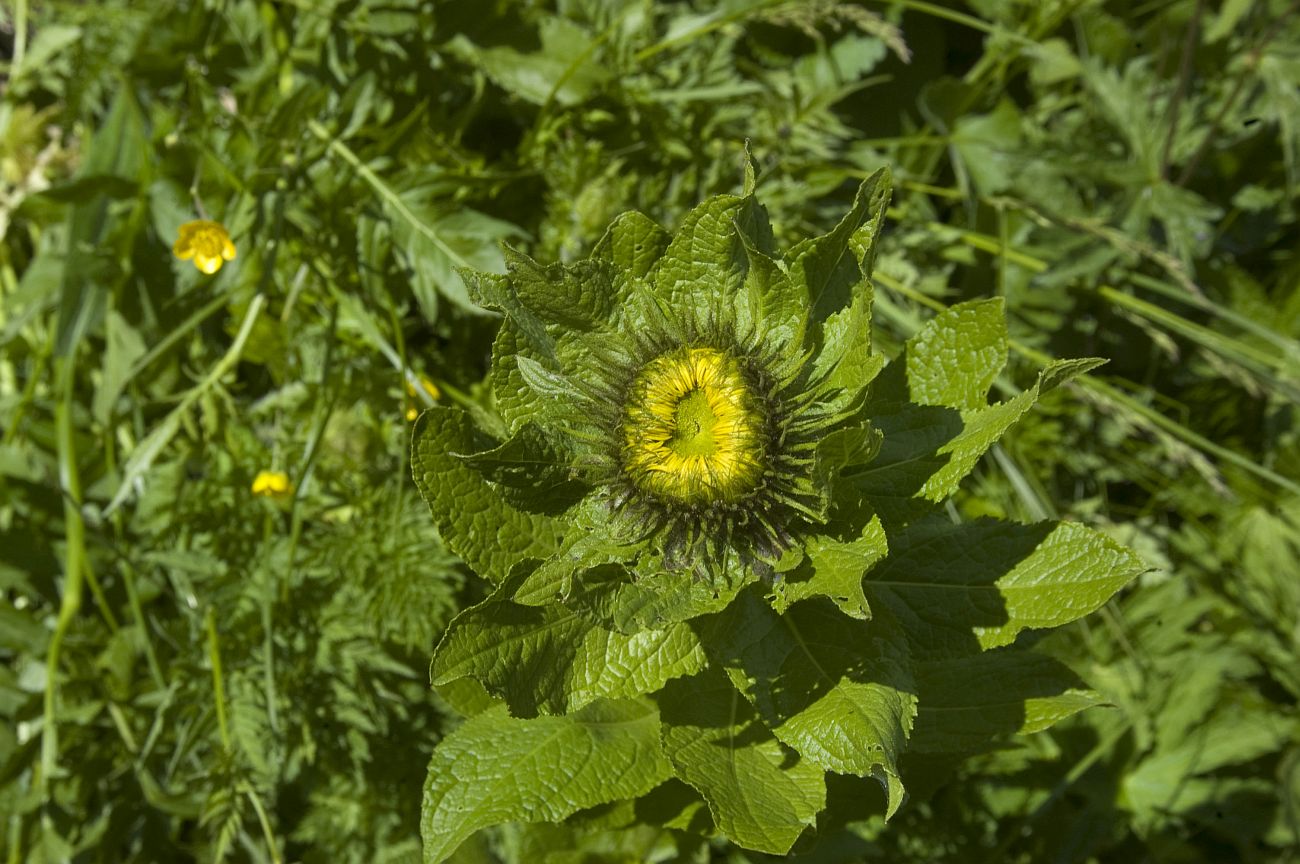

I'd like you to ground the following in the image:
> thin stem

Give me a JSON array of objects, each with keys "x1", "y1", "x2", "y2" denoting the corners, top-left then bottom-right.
[
  {"x1": 121, "y1": 560, "x2": 166, "y2": 689},
  {"x1": 1159, "y1": 0, "x2": 1207, "y2": 180},
  {"x1": 13, "y1": 0, "x2": 27, "y2": 69},
  {"x1": 40, "y1": 356, "x2": 87, "y2": 808},
  {"x1": 243, "y1": 785, "x2": 283, "y2": 864},
  {"x1": 205, "y1": 609, "x2": 231, "y2": 753}
]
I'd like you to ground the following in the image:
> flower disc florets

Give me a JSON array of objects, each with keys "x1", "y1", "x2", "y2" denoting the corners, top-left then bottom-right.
[{"x1": 622, "y1": 346, "x2": 766, "y2": 504}]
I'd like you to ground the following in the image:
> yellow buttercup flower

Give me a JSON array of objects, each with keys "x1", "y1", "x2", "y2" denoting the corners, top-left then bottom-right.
[
  {"x1": 622, "y1": 347, "x2": 766, "y2": 504},
  {"x1": 405, "y1": 375, "x2": 441, "y2": 421},
  {"x1": 173, "y1": 220, "x2": 237, "y2": 275},
  {"x1": 251, "y1": 470, "x2": 292, "y2": 499}
]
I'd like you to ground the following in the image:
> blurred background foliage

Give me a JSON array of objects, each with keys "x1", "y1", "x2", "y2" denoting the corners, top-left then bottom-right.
[{"x1": 1, "y1": 0, "x2": 1298, "y2": 861}]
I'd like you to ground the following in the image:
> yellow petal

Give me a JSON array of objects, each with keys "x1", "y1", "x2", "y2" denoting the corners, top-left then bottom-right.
[
  {"x1": 173, "y1": 235, "x2": 195, "y2": 259},
  {"x1": 221, "y1": 237, "x2": 237, "y2": 261},
  {"x1": 196, "y1": 254, "x2": 222, "y2": 275}
]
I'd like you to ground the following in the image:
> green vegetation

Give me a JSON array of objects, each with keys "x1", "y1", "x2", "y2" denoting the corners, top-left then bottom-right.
[{"x1": 2, "y1": 1, "x2": 1298, "y2": 863}]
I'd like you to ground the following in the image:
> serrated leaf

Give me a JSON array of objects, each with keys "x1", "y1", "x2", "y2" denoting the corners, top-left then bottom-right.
[
  {"x1": 411, "y1": 407, "x2": 563, "y2": 584},
  {"x1": 657, "y1": 668, "x2": 826, "y2": 854},
  {"x1": 904, "y1": 298, "x2": 1008, "y2": 411},
  {"x1": 815, "y1": 424, "x2": 883, "y2": 487},
  {"x1": 774, "y1": 515, "x2": 887, "y2": 619},
  {"x1": 858, "y1": 357, "x2": 1101, "y2": 522},
  {"x1": 579, "y1": 566, "x2": 756, "y2": 634},
  {"x1": 421, "y1": 700, "x2": 670, "y2": 864},
  {"x1": 863, "y1": 517, "x2": 1145, "y2": 660},
  {"x1": 460, "y1": 268, "x2": 555, "y2": 361},
  {"x1": 454, "y1": 421, "x2": 583, "y2": 514},
  {"x1": 701, "y1": 592, "x2": 914, "y2": 817},
  {"x1": 592, "y1": 210, "x2": 672, "y2": 279},
  {"x1": 910, "y1": 648, "x2": 1103, "y2": 753},
  {"x1": 653, "y1": 194, "x2": 770, "y2": 322},
  {"x1": 502, "y1": 245, "x2": 616, "y2": 329},
  {"x1": 789, "y1": 168, "x2": 891, "y2": 326},
  {"x1": 812, "y1": 289, "x2": 881, "y2": 398},
  {"x1": 515, "y1": 354, "x2": 582, "y2": 402},
  {"x1": 488, "y1": 321, "x2": 545, "y2": 431},
  {"x1": 431, "y1": 592, "x2": 706, "y2": 716}
]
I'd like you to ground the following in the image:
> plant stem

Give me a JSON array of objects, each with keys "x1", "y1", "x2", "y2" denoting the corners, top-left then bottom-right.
[
  {"x1": 40, "y1": 355, "x2": 86, "y2": 809},
  {"x1": 205, "y1": 608, "x2": 231, "y2": 753}
]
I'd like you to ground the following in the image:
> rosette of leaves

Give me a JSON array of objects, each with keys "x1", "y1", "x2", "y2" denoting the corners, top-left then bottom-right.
[{"x1": 411, "y1": 166, "x2": 1145, "y2": 861}]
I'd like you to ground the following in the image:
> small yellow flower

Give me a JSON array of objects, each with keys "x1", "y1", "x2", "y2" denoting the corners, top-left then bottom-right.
[
  {"x1": 405, "y1": 375, "x2": 441, "y2": 421},
  {"x1": 251, "y1": 470, "x2": 292, "y2": 499},
  {"x1": 173, "y1": 219, "x2": 237, "y2": 275}
]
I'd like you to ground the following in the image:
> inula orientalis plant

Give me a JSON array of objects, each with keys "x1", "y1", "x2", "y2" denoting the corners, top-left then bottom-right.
[{"x1": 410, "y1": 165, "x2": 1145, "y2": 860}]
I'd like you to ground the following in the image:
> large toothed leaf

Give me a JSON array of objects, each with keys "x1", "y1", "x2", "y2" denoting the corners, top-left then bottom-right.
[
  {"x1": 785, "y1": 166, "x2": 889, "y2": 353},
  {"x1": 652, "y1": 193, "x2": 773, "y2": 323},
  {"x1": 701, "y1": 591, "x2": 915, "y2": 817},
  {"x1": 501, "y1": 244, "x2": 617, "y2": 330},
  {"x1": 572, "y1": 566, "x2": 757, "y2": 635},
  {"x1": 657, "y1": 668, "x2": 827, "y2": 855},
  {"x1": 421, "y1": 700, "x2": 670, "y2": 864},
  {"x1": 592, "y1": 210, "x2": 672, "y2": 281},
  {"x1": 773, "y1": 515, "x2": 887, "y2": 619},
  {"x1": 454, "y1": 421, "x2": 584, "y2": 514},
  {"x1": 411, "y1": 407, "x2": 563, "y2": 583},
  {"x1": 904, "y1": 298, "x2": 1008, "y2": 411},
  {"x1": 863, "y1": 517, "x2": 1146, "y2": 661},
  {"x1": 788, "y1": 167, "x2": 891, "y2": 331},
  {"x1": 431, "y1": 592, "x2": 707, "y2": 716},
  {"x1": 910, "y1": 648, "x2": 1104, "y2": 753},
  {"x1": 855, "y1": 357, "x2": 1105, "y2": 523},
  {"x1": 812, "y1": 288, "x2": 881, "y2": 402}
]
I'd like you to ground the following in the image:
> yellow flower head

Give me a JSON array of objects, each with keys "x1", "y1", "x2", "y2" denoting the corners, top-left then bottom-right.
[
  {"x1": 173, "y1": 220, "x2": 237, "y2": 275},
  {"x1": 621, "y1": 347, "x2": 766, "y2": 504},
  {"x1": 405, "y1": 375, "x2": 441, "y2": 421},
  {"x1": 251, "y1": 470, "x2": 292, "y2": 499}
]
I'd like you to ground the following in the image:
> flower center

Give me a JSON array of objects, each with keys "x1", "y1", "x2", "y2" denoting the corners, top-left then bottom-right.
[{"x1": 621, "y1": 347, "x2": 766, "y2": 503}]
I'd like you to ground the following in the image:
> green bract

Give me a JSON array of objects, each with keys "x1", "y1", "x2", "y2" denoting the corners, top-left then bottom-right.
[{"x1": 412, "y1": 168, "x2": 1144, "y2": 861}]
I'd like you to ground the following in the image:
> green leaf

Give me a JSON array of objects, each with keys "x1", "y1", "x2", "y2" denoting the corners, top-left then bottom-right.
[
  {"x1": 653, "y1": 193, "x2": 769, "y2": 322},
  {"x1": 421, "y1": 700, "x2": 670, "y2": 864},
  {"x1": 951, "y1": 100, "x2": 1023, "y2": 196},
  {"x1": 591, "y1": 210, "x2": 672, "y2": 281},
  {"x1": 488, "y1": 321, "x2": 546, "y2": 431},
  {"x1": 443, "y1": 19, "x2": 610, "y2": 107},
  {"x1": 858, "y1": 357, "x2": 1103, "y2": 522},
  {"x1": 814, "y1": 424, "x2": 883, "y2": 492},
  {"x1": 411, "y1": 406, "x2": 563, "y2": 583},
  {"x1": 773, "y1": 515, "x2": 888, "y2": 619},
  {"x1": 454, "y1": 421, "x2": 583, "y2": 514},
  {"x1": 1124, "y1": 694, "x2": 1296, "y2": 817},
  {"x1": 788, "y1": 168, "x2": 891, "y2": 327},
  {"x1": 388, "y1": 199, "x2": 523, "y2": 317},
  {"x1": 904, "y1": 298, "x2": 1008, "y2": 411},
  {"x1": 863, "y1": 517, "x2": 1146, "y2": 660},
  {"x1": 502, "y1": 245, "x2": 617, "y2": 330},
  {"x1": 812, "y1": 290, "x2": 882, "y2": 399},
  {"x1": 571, "y1": 565, "x2": 757, "y2": 634},
  {"x1": 910, "y1": 648, "x2": 1104, "y2": 753},
  {"x1": 657, "y1": 668, "x2": 826, "y2": 855},
  {"x1": 701, "y1": 592, "x2": 915, "y2": 818},
  {"x1": 431, "y1": 592, "x2": 706, "y2": 716}
]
